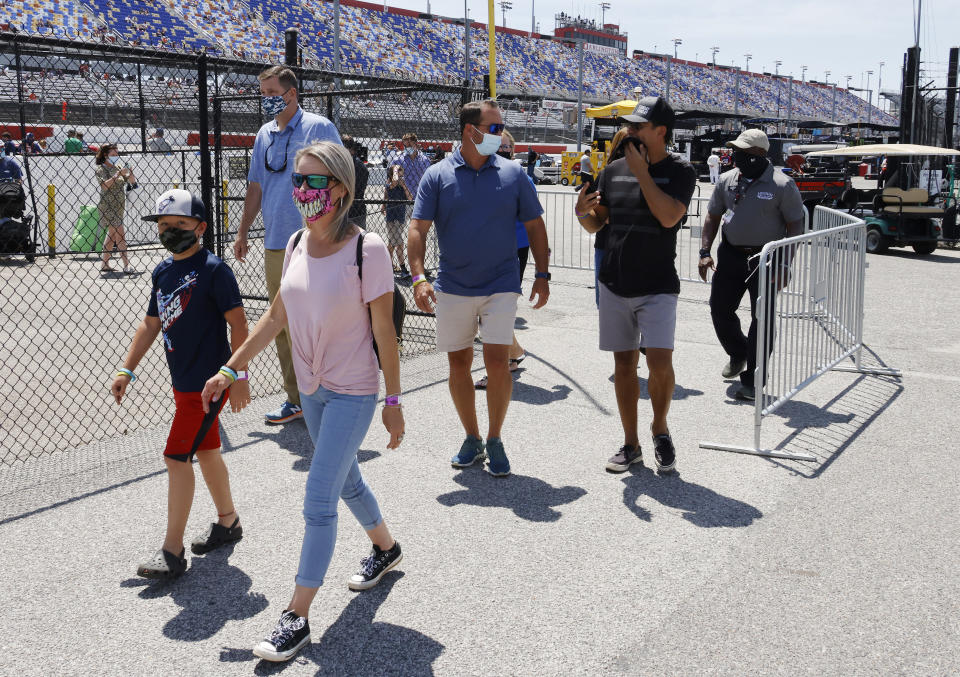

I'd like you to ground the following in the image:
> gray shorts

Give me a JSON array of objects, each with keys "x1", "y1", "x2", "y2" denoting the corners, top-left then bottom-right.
[{"x1": 598, "y1": 285, "x2": 677, "y2": 351}]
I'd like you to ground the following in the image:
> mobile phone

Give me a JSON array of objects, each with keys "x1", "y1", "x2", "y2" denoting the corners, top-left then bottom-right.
[{"x1": 625, "y1": 137, "x2": 645, "y2": 152}]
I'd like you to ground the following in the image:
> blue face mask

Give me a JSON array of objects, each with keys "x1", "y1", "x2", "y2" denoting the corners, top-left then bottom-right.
[
  {"x1": 471, "y1": 125, "x2": 502, "y2": 157},
  {"x1": 262, "y1": 93, "x2": 288, "y2": 117}
]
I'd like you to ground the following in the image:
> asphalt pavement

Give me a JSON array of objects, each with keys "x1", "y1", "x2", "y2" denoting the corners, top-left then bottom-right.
[{"x1": 1, "y1": 241, "x2": 958, "y2": 676}]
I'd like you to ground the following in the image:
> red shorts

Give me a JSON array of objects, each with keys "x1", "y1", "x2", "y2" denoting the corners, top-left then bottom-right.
[{"x1": 164, "y1": 389, "x2": 228, "y2": 462}]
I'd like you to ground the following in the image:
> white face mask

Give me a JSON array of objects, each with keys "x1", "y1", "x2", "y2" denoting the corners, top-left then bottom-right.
[{"x1": 470, "y1": 125, "x2": 502, "y2": 156}]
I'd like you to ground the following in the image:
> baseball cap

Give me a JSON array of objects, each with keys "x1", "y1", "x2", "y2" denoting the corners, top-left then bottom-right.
[
  {"x1": 727, "y1": 129, "x2": 770, "y2": 152},
  {"x1": 142, "y1": 188, "x2": 206, "y2": 222},
  {"x1": 620, "y1": 96, "x2": 675, "y2": 128}
]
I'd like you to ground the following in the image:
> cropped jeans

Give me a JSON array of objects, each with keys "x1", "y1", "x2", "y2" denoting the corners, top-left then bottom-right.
[{"x1": 295, "y1": 384, "x2": 381, "y2": 588}]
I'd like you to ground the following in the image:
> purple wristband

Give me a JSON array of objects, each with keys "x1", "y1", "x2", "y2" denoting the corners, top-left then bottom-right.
[{"x1": 384, "y1": 395, "x2": 400, "y2": 407}]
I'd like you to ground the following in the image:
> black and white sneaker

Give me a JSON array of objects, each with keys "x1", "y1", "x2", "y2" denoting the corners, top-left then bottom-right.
[
  {"x1": 348, "y1": 542, "x2": 403, "y2": 591},
  {"x1": 253, "y1": 610, "x2": 311, "y2": 662},
  {"x1": 653, "y1": 432, "x2": 676, "y2": 473},
  {"x1": 605, "y1": 445, "x2": 642, "y2": 473}
]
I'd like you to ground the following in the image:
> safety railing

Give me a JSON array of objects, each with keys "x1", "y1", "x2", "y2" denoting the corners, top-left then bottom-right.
[{"x1": 700, "y1": 206, "x2": 900, "y2": 461}]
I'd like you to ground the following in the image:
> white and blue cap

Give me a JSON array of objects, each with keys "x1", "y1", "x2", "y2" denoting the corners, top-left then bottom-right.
[{"x1": 142, "y1": 188, "x2": 206, "y2": 222}]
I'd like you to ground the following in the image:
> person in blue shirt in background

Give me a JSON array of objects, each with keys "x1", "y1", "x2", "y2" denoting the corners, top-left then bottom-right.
[
  {"x1": 407, "y1": 100, "x2": 550, "y2": 477},
  {"x1": 0, "y1": 154, "x2": 23, "y2": 183},
  {"x1": 233, "y1": 65, "x2": 341, "y2": 425}
]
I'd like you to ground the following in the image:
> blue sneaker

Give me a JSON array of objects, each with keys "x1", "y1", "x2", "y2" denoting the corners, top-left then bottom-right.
[
  {"x1": 450, "y1": 435, "x2": 486, "y2": 467},
  {"x1": 265, "y1": 401, "x2": 303, "y2": 424},
  {"x1": 485, "y1": 438, "x2": 510, "y2": 477}
]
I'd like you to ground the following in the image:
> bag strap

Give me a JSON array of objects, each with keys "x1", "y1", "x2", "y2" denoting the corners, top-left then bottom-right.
[
  {"x1": 292, "y1": 228, "x2": 304, "y2": 249},
  {"x1": 355, "y1": 230, "x2": 365, "y2": 280}
]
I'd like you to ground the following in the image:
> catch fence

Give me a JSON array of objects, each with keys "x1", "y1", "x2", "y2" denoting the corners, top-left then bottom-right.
[{"x1": 0, "y1": 33, "x2": 475, "y2": 466}]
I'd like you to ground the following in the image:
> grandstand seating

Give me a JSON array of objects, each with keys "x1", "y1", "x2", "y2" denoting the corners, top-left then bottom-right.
[{"x1": 0, "y1": 0, "x2": 896, "y2": 125}]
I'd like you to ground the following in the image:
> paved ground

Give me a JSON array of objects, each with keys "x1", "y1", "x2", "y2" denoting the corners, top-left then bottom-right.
[{"x1": 1, "y1": 237, "x2": 959, "y2": 676}]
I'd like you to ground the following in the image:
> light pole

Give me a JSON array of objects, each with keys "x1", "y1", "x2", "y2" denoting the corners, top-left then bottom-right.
[
  {"x1": 744, "y1": 53, "x2": 752, "y2": 72},
  {"x1": 463, "y1": 0, "x2": 470, "y2": 87},
  {"x1": 866, "y1": 70, "x2": 874, "y2": 124},
  {"x1": 824, "y1": 68, "x2": 830, "y2": 83},
  {"x1": 530, "y1": 0, "x2": 534, "y2": 36},
  {"x1": 672, "y1": 38, "x2": 682, "y2": 58},
  {"x1": 599, "y1": 2, "x2": 610, "y2": 26},
  {"x1": 553, "y1": 36, "x2": 586, "y2": 150},
  {"x1": 845, "y1": 75, "x2": 852, "y2": 89},
  {"x1": 801, "y1": 65, "x2": 807, "y2": 82},
  {"x1": 775, "y1": 59, "x2": 782, "y2": 76},
  {"x1": 877, "y1": 60, "x2": 885, "y2": 113},
  {"x1": 711, "y1": 46, "x2": 719, "y2": 68},
  {"x1": 499, "y1": 0, "x2": 511, "y2": 28}
]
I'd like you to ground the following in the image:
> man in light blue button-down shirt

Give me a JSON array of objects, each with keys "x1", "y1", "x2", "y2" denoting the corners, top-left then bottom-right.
[{"x1": 234, "y1": 66, "x2": 341, "y2": 424}]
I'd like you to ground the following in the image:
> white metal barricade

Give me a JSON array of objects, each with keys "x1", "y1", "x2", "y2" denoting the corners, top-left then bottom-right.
[{"x1": 700, "y1": 206, "x2": 900, "y2": 461}]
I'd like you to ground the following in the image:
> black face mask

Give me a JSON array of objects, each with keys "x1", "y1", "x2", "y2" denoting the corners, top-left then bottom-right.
[
  {"x1": 159, "y1": 227, "x2": 199, "y2": 254},
  {"x1": 496, "y1": 150, "x2": 512, "y2": 160},
  {"x1": 734, "y1": 150, "x2": 769, "y2": 179}
]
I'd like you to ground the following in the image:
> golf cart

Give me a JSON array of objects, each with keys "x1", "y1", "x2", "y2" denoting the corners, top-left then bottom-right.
[{"x1": 806, "y1": 143, "x2": 960, "y2": 255}]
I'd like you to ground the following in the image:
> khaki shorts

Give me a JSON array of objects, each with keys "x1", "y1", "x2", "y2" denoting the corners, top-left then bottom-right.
[
  {"x1": 598, "y1": 285, "x2": 677, "y2": 351},
  {"x1": 435, "y1": 291, "x2": 519, "y2": 352}
]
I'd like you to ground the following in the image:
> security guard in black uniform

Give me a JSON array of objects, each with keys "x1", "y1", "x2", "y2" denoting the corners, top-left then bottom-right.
[{"x1": 698, "y1": 129, "x2": 805, "y2": 401}]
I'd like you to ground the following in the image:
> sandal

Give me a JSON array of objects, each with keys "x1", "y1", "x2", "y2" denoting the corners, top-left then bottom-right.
[
  {"x1": 190, "y1": 516, "x2": 242, "y2": 555},
  {"x1": 509, "y1": 353, "x2": 526, "y2": 372},
  {"x1": 474, "y1": 375, "x2": 489, "y2": 390},
  {"x1": 137, "y1": 547, "x2": 187, "y2": 579},
  {"x1": 100, "y1": 264, "x2": 115, "y2": 272}
]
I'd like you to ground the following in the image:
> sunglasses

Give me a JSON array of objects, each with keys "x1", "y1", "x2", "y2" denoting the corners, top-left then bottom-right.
[
  {"x1": 475, "y1": 123, "x2": 506, "y2": 135},
  {"x1": 292, "y1": 173, "x2": 336, "y2": 189}
]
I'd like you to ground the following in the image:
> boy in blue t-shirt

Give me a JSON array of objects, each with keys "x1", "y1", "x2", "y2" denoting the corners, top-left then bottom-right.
[{"x1": 111, "y1": 189, "x2": 251, "y2": 579}]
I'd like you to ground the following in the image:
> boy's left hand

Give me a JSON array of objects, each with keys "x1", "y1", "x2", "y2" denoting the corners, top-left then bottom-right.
[{"x1": 228, "y1": 380, "x2": 250, "y2": 413}]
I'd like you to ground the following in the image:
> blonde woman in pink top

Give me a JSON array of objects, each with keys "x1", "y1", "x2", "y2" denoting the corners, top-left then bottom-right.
[{"x1": 201, "y1": 141, "x2": 405, "y2": 663}]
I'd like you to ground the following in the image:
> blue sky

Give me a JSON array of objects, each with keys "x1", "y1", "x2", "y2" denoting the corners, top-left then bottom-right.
[{"x1": 391, "y1": 0, "x2": 959, "y2": 112}]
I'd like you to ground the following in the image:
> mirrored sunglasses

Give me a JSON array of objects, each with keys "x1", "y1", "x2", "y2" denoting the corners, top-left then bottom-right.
[{"x1": 292, "y1": 173, "x2": 335, "y2": 189}]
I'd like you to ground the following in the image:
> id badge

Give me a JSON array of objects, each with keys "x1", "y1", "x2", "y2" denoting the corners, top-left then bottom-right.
[{"x1": 720, "y1": 209, "x2": 734, "y2": 226}]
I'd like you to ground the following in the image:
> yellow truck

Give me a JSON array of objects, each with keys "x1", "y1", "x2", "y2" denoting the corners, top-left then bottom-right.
[{"x1": 559, "y1": 98, "x2": 639, "y2": 186}]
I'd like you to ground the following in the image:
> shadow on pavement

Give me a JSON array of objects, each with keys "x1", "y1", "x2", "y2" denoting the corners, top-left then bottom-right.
[
  {"x1": 511, "y1": 379, "x2": 572, "y2": 405},
  {"x1": 620, "y1": 465, "x2": 763, "y2": 527},
  {"x1": 120, "y1": 543, "x2": 268, "y2": 642},
  {"x1": 437, "y1": 470, "x2": 587, "y2": 522},
  {"x1": 768, "y1": 374, "x2": 903, "y2": 479},
  {"x1": 218, "y1": 572, "x2": 444, "y2": 676},
  {"x1": 236, "y1": 423, "x2": 312, "y2": 472},
  {"x1": 604, "y1": 374, "x2": 705, "y2": 401}
]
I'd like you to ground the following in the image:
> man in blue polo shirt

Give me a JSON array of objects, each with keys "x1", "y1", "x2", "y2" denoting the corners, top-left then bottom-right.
[
  {"x1": 408, "y1": 99, "x2": 550, "y2": 477},
  {"x1": 234, "y1": 65, "x2": 341, "y2": 424}
]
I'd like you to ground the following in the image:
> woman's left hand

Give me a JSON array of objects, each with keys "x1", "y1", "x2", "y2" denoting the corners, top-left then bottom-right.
[{"x1": 382, "y1": 405, "x2": 405, "y2": 450}]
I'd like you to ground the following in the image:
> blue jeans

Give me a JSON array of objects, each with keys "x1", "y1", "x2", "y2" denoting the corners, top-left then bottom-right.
[{"x1": 296, "y1": 385, "x2": 380, "y2": 588}]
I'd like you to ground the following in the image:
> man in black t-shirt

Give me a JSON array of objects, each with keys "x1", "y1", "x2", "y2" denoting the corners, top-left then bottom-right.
[{"x1": 575, "y1": 97, "x2": 697, "y2": 475}]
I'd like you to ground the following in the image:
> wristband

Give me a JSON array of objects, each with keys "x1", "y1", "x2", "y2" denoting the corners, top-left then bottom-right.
[
  {"x1": 116, "y1": 368, "x2": 136, "y2": 383},
  {"x1": 235, "y1": 371, "x2": 249, "y2": 382},
  {"x1": 575, "y1": 211, "x2": 589, "y2": 219},
  {"x1": 411, "y1": 275, "x2": 427, "y2": 288},
  {"x1": 218, "y1": 366, "x2": 238, "y2": 383},
  {"x1": 384, "y1": 394, "x2": 401, "y2": 407},
  {"x1": 699, "y1": 248, "x2": 711, "y2": 259}
]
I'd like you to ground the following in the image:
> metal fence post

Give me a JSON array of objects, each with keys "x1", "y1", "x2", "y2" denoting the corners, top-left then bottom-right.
[
  {"x1": 136, "y1": 62, "x2": 147, "y2": 152},
  {"x1": 197, "y1": 53, "x2": 214, "y2": 253}
]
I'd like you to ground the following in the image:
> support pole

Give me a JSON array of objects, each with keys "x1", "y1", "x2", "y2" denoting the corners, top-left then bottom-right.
[
  {"x1": 46, "y1": 184, "x2": 56, "y2": 256},
  {"x1": 197, "y1": 53, "x2": 214, "y2": 254},
  {"x1": 577, "y1": 40, "x2": 583, "y2": 151},
  {"x1": 487, "y1": 0, "x2": 497, "y2": 98}
]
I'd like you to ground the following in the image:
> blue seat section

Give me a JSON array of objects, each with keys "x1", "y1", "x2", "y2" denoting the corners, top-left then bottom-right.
[
  {"x1": 1, "y1": 0, "x2": 896, "y2": 125},
  {"x1": 82, "y1": 0, "x2": 213, "y2": 52}
]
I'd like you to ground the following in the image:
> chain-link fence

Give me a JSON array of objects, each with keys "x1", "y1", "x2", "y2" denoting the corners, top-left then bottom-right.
[{"x1": 0, "y1": 33, "x2": 475, "y2": 466}]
